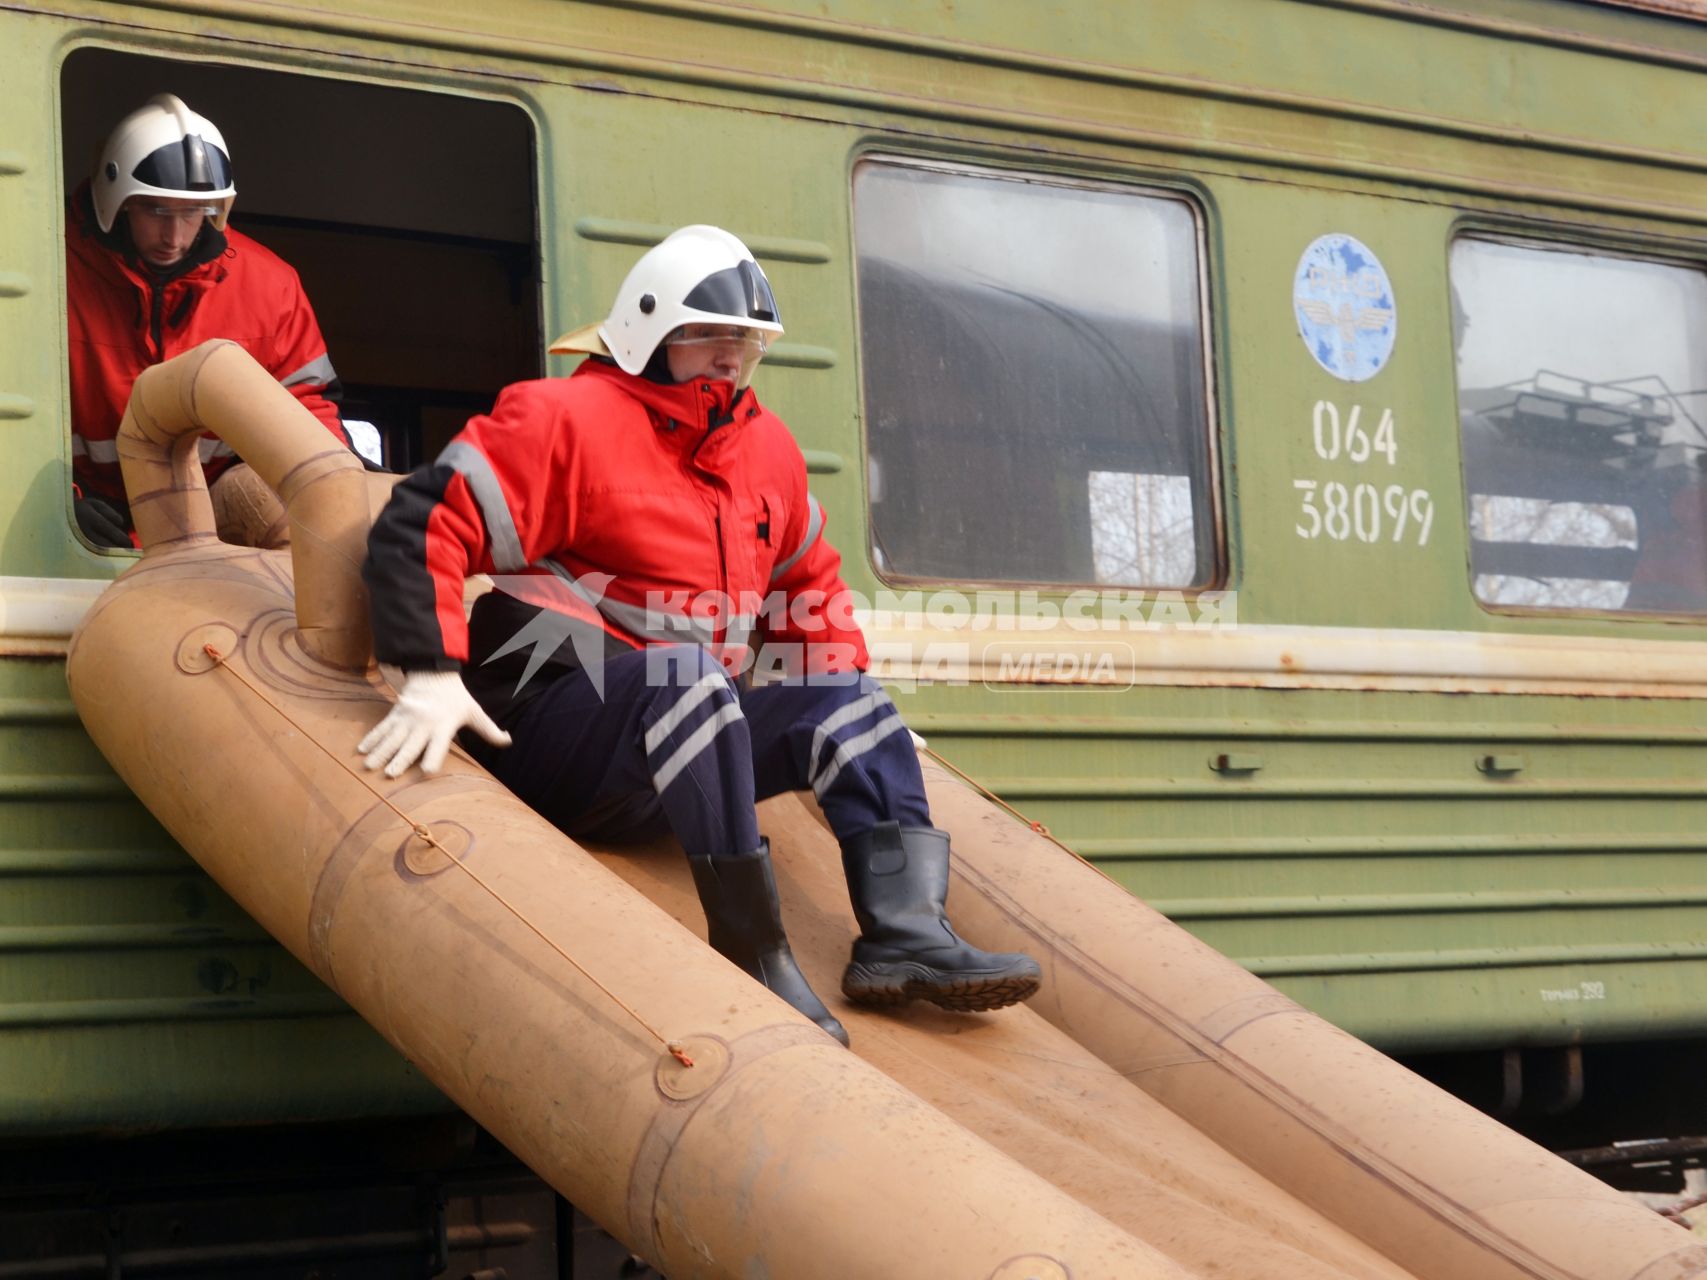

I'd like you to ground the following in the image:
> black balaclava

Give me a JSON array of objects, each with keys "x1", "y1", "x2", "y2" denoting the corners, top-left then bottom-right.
[
  {"x1": 640, "y1": 342, "x2": 677, "y2": 384},
  {"x1": 80, "y1": 185, "x2": 227, "y2": 283}
]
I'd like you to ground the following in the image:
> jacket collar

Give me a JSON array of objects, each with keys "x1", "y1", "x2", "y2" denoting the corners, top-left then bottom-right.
[{"x1": 571, "y1": 357, "x2": 752, "y2": 435}]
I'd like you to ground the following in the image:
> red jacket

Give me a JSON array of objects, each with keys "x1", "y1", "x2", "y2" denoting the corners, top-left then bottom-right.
[
  {"x1": 65, "y1": 188, "x2": 344, "y2": 506},
  {"x1": 365, "y1": 360, "x2": 868, "y2": 714}
]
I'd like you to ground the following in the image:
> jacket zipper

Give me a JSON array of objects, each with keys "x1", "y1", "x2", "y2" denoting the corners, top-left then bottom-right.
[
  {"x1": 147, "y1": 283, "x2": 165, "y2": 360},
  {"x1": 714, "y1": 513, "x2": 729, "y2": 645},
  {"x1": 688, "y1": 385, "x2": 733, "y2": 646}
]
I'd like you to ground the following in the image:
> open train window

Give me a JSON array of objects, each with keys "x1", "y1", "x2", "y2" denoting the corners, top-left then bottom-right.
[
  {"x1": 60, "y1": 49, "x2": 540, "y2": 500},
  {"x1": 851, "y1": 159, "x2": 1217, "y2": 588},
  {"x1": 1452, "y1": 236, "x2": 1707, "y2": 615}
]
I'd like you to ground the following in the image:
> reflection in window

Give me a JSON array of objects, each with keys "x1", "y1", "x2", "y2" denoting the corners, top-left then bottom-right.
[
  {"x1": 1452, "y1": 238, "x2": 1707, "y2": 614},
  {"x1": 1088, "y1": 471, "x2": 1197, "y2": 585},
  {"x1": 853, "y1": 161, "x2": 1216, "y2": 587}
]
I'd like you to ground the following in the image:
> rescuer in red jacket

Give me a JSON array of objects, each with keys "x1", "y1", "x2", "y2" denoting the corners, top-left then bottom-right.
[
  {"x1": 359, "y1": 225, "x2": 1040, "y2": 1045},
  {"x1": 66, "y1": 94, "x2": 348, "y2": 548}
]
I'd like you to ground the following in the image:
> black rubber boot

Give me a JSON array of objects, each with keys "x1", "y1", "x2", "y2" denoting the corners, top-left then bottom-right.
[
  {"x1": 688, "y1": 841, "x2": 849, "y2": 1046},
  {"x1": 841, "y1": 821, "x2": 1041, "y2": 1013}
]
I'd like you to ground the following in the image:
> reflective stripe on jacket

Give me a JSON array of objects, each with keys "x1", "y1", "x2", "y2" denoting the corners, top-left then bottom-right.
[
  {"x1": 65, "y1": 187, "x2": 345, "y2": 505},
  {"x1": 364, "y1": 359, "x2": 868, "y2": 717}
]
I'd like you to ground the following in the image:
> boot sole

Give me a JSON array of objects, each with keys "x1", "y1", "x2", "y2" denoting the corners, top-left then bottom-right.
[{"x1": 842, "y1": 960, "x2": 1041, "y2": 1013}]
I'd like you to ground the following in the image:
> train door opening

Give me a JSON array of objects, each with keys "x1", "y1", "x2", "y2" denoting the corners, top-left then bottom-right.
[{"x1": 60, "y1": 48, "x2": 542, "y2": 478}]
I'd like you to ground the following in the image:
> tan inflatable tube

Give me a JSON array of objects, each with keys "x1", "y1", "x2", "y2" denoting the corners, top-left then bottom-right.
[
  {"x1": 915, "y1": 781, "x2": 1707, "y2": 1280},
  {"x1": 67, "y1": 342, "x2": 1707, "y2": 1280}
]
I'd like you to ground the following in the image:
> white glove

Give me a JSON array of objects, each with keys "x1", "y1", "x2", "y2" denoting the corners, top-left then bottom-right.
[{"x1": 359, "y1": 670, "x2": 512, "y2": 778}]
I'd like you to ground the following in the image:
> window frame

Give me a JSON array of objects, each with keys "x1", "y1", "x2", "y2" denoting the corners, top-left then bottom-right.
[
  {"x1": 1447, "y1": 225, "x2": 1707, "y2": 620},
  {"x1": 848, "y1": 152, "x2": 1225, "y2": 595},
  {"x1": 55, "y1": 41, "x2": 547, "y2": 554}
]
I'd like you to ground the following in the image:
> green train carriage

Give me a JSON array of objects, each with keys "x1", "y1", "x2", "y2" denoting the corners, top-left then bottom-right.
[{"x1": 4, "y1": 0, "x2": 1707, "y2": 1265}]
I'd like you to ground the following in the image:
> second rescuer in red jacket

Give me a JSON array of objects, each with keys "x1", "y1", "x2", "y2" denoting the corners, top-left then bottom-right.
[
  {"x1": 359, "y1": 225, "x2": 1040, "y2": 1046},
  {"x1": 66, "y1": 94, "x2": 348, "y2": 548}
]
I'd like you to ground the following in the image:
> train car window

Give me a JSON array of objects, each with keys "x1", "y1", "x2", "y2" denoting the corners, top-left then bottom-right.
[
  {"x1": 1452, "y1": 237, "x2": 1707, "y2": 614},
  {"x1": 852, "y1": 160, "x2": 1216, "y2": 587},
  {"x1": 60, "y1": 48, "x2": 541, "y2": 535}
]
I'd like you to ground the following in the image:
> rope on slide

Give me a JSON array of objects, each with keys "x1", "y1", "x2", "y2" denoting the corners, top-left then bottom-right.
[
  {"x1": 203, "y1": 643, "x2": 695, "y2": 1069},
  {"x1": 918, "y1": 741, "x2": 1077, "y2": 853}
]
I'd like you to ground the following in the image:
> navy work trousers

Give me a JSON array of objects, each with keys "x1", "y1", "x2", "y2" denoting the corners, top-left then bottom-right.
[{"x1": 471, "y1": 645, "x2": 931, "y2": 858}]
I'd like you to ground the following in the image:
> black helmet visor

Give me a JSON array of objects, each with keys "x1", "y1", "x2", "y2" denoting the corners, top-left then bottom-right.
[
  {"x1": 131, "y1": 134, "x2": 233, "y2": 194},
  {"x1": 682, "y1": 259, "x2": 780, "y2": 326}
]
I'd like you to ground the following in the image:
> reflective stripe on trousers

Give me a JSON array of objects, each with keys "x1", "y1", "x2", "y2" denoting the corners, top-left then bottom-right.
[{"x1": 472, "y1": 644, "x2": 931, "y2": 859}]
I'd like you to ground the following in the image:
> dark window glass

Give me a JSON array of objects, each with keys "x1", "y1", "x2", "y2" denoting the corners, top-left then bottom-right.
[{"x1": 853, "y1": 161, "x2": 1217, "y2": 587}]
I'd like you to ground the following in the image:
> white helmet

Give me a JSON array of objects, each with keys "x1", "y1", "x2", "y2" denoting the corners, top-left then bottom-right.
[
  {"x1": 596, "y1": 225, "x2": 783, "y2": 386},
  {"x1": 92, "y1": 94, "x2": 236, "y2": 235}
]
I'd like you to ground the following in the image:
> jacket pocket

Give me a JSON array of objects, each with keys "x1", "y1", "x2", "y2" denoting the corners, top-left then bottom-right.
[{"x1": 731, "y1": 489, "x2": 786, "y2": 603}]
